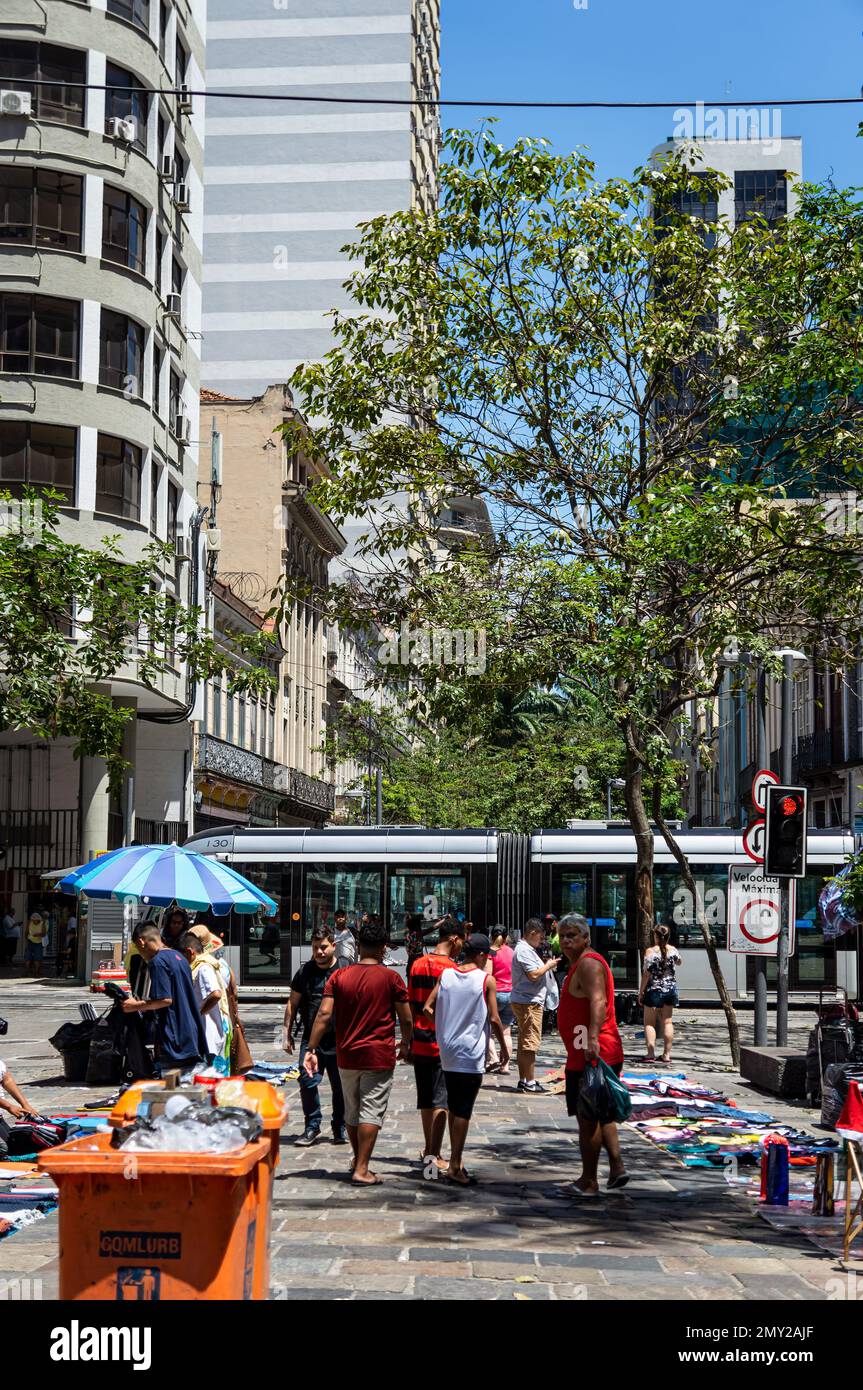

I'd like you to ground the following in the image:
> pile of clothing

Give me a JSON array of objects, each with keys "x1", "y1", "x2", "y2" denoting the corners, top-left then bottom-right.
[
  {"x1": 244, "y1": 1060, "x2": 299, "y2": 1084},
  {"x1": 624, "y1": 1071, "x2": 841, "y2": 1169},
  {"x1": 0, "y1": 1107, "x2": 112, "y2": 1239}
]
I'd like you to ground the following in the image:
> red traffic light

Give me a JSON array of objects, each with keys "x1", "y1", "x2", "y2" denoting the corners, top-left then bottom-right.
[{"x1": 781, "y1": 796, "x2": 799, "y2": 816}]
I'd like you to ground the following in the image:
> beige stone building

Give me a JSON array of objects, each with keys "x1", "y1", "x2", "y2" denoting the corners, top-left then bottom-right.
[{"x1": 195, "y1": 384, "x2": 345, "y2": 828}]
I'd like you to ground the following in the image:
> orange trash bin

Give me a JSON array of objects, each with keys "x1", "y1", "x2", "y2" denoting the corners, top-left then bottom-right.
[
  {"x1": 107, "y1": 1078, "x2": 288, "y2": 1299},
  {"x1": 38, "y1": 1131, "x2": 272, "y2": 1301}
]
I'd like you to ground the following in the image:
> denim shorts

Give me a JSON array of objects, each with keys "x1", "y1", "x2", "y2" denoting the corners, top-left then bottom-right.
[
  {"x1": 644, "y1": 986, "x2": 678, "y2": 1009},
  {"x1": 495, "y1": 991, "x2": 514, "y2": 1028}
]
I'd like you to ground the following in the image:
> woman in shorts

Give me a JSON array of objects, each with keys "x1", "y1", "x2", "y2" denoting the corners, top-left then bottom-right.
[{"x1": 638, "y1": 924, "x2": 682, "y2": 1065}]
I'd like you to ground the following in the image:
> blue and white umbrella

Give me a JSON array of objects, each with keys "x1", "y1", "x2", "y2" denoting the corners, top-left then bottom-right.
[{"x1": 57, "y1": 843, "x2": 277, "y2": 916}]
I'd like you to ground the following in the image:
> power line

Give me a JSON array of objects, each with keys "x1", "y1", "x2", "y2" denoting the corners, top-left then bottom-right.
[{"x1": 19, "y1": 79, "x2": 863, "y2": 110}]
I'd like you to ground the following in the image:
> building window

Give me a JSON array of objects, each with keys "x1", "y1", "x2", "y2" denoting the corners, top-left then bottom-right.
[
  {"x1": 0, "y1": 421, "x2": 76, "y2": 502},
  {"x1": 102, "y1": 185, "x2": 147, "y2": 275},
  {"x1": 105, "y1": 62, "x2": 149, "y2": 151},
  {"x1": 0, "y1": 42, "x2": 86, "y2": 127},
  {"x1": 0, "y1": 293, "x2": 79, "y2": 377},
  {"x1": 107, "y1": 0, "x2": 150, "y2": 34},
  {"x1": 167, "y1": 477, "x2": 179, "y2": 545},
  {"x1": 96, "y1": 433, "x2": 143, "y2": 521},
  {"x1": 267, "y1": 700, "x2": 275, "y2": 760},
  {"x1": 734, "y1": 171, "x2": 788, "y2": 227},
  {"x1": 211, "y1": 679, "x2": 222, "y2": 737},
  {"x1": 99, "y1": 309, "x2": 144, "y2": 395},
  {"x1": 0, "y1": 169, "x2": 83, "y2": 253},
  {"x1": 250, "y1": 698, "x2": 258, "y2": 754},
  {"x1": 169, "y1": 368, "x2": 182, "y2": 428},
  {"x1": 226, "y1": 691, "x2": 234, "y2": 744},
  {"x1": 238, "y1": 697, "x2": 246, "y2": 749},
  {"x1": 155, "y1": 227, "x2": 165, "y2": 296},
  {"x1": 153, "y1": 345, "x2": 164, "y2": 417},
  {"x1": 174, "y1": 35, "x2": 188, "y2": 90},
  {"x1": 171, "y1": 256, "x2": 184, "y2": 299},
  {"x1": 150, "y1": 460, "x2": 160, "y2": 533},
  {"x1": 159, "y1": 1, "x2": 170, "y2": 62}
]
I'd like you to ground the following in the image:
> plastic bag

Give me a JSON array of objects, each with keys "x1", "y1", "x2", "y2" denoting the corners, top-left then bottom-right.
[
  {"x1": 49, "y1": 1019, "x2": 95, "y2": 1054},
  {"x1": 577, "y1": 1059, "x2": 632, "y2": 1125}
]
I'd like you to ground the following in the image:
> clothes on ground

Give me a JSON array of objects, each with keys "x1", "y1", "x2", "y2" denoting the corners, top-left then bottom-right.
[
  {"x1": 291, "y1": 958, "x2": 339, "y2": 1051},
  {"x1": 557, "y1": 951, "x2": 624, "y2": 1071},
  {"x1": 510, "y1": 940, "x2": 548, "y2": 1005},
  {"x1": 436, "y1": 967, "x2": 489, "y2": 1074},
  {"x1": 323, "y1": 961, "x2": 408, "y2": 1070},
  {"x1": 147, "y1": 947, "x2": 207, "y2": 1067},
  {"x1": 408, "y1": 952, "x2": 456, "y2": 1059}
]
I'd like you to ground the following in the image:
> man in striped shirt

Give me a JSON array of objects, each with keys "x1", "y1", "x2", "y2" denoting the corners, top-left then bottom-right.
[{"x1": 408, "y1": 919, "x2": 466, "y2": 1174}]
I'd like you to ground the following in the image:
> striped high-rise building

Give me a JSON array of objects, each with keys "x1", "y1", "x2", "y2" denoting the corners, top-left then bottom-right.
[{"x1": 201, "y1": 0, "x2": 441, "y2": 396}]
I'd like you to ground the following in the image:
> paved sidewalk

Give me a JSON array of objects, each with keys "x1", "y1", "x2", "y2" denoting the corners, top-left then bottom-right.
[{"x1": 0, "y1": 978, "x2": 848, "y2": 1301}]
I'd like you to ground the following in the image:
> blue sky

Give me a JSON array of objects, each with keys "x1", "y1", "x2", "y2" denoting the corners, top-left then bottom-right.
[{"x1": 440, "y1": 0, "x2": 862, "y2": 190}]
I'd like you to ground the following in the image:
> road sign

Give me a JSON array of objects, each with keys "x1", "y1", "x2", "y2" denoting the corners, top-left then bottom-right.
[
  {"x1": 752, "y1": 768, "x2": 779, "y2": 814},
  {"x1": 743, "y1": 819, "x2": 765, "y2": 864},
  {"x1": 728, "y1": 866, "x2": 796, "y2": 955}
]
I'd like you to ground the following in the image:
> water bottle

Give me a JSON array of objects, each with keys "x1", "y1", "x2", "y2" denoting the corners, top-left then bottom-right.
[{"x1": 760, "y1": 1133, "x2": 790, "y2": 1205}]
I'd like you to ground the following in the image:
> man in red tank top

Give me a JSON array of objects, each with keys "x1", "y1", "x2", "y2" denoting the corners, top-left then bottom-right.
[{"x1": 557, "y1": 913, "x2": 629, "y2": 1197}]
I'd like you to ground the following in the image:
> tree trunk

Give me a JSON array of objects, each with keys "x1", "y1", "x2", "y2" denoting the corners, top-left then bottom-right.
[
  {"x1": 652, "y1": 787, "x2": 741, "y2": 1069},
  {"x1": 623, "y1": 737, "x2": 654, "y2": 956}
]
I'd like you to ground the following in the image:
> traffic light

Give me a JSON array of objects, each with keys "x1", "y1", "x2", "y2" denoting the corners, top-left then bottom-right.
[{"x1": 764, "y1": 784, "x2": 808, "y2": 878}]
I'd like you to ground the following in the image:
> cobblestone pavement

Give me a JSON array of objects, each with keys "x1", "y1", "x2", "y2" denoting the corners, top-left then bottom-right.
[{"x1": 0, "y1": 977, "x2": 849, "y2": 1301}]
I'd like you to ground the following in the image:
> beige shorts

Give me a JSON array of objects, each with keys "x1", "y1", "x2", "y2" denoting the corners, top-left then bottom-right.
[
  {"x1": 339, "y1": 1067, "x2": 395, "y2": 1128},
  {"x1": 513, "y1": 1002, "x2": 543, "y2": 1053}
]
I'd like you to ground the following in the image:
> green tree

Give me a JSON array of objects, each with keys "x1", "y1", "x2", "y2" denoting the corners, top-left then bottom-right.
[
  {"x1": 0, "y1": 492, "x2": 275, "y2": 782},
  {"x1": 289, "y1": 130, "x2": 863, "y2": 1065}
]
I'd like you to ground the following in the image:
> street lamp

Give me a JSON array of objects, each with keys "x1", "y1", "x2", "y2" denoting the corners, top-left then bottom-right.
[{"x1": 606, "y1": 777, "x2": 626, "y2": 822}]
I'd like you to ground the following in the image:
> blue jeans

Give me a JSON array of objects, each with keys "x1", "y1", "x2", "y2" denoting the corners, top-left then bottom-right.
[{"x1": 298, "y1": 1042, "x2": 345, "y2": 1132}]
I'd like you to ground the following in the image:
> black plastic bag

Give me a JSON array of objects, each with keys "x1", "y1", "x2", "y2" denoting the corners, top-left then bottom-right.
[
  {"x1": 49, "y1": 1019, "x2": 96, "y2": 1054},
  {"x1": 85, "y1": 1015, "x2": 123, "y2": 1086},
  {"x1": 577, "y1": 1060, "x2": 632, "y2": 1125}
]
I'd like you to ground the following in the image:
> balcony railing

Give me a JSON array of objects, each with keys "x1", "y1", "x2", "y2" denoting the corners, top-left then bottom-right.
[
  {"x1": 795, "y1": 729, "x2": 842, "y2": 775},
  {"x1": 0, "y1": 810, "x2": 79, "y2": 870},
  {"x1": 196, "y1": 736, "x2": 335, "y2": 813}
]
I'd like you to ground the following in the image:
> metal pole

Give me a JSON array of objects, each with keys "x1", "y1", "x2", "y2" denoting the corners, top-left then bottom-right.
[
  {"x1": 375, "y1": 767, "x2": 383, "y2": 827},
  {"x1": 754, "y1": 664, "x2": 768, "y2": 1046},
  {"x1": 606, "y1": 779, "x2": 612, "y2": 822},
  {"x1": 776, "y1": 652, "x2": 794, "y2": 1047}
]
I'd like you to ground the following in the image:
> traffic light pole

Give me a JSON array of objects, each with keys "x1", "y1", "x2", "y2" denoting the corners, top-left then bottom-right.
[
  {"x1": 754, "y1": 665, "x2": 769, "y2": 1047},
  {"x1": 776, "y1": 653, "x2": 795, "y2": 1047}
]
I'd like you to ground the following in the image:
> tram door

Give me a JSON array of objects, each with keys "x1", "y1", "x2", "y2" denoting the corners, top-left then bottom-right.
[{"x1": 549, "y1": 865, "x2": 640, "y2": 988}]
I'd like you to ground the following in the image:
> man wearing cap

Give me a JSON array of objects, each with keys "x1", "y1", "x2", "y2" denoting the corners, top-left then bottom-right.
[{"x1": 424, "y1": 933, "x2": 508, "y2": 1186}]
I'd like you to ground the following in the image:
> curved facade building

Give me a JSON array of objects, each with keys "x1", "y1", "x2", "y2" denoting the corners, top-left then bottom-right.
[{"x1": 0, "y1": 0, "x2": 207, "y2": 944}]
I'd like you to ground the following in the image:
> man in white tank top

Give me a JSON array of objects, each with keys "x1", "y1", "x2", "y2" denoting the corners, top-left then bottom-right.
[{"x1": 424, "y1": 933, "x2": 509, "y2": 1186}]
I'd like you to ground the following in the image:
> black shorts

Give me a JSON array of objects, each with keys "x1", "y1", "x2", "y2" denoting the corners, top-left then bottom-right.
[
  {"x1": 414, "y1": 1056, "x2": 448, "y2": 1111},
  {"x1": 565, "y1": 1063, "x2": 624, "y2": 1119},
  {"x1": 444, "y1": 1070, "x2": 483, "y2": 1121}
]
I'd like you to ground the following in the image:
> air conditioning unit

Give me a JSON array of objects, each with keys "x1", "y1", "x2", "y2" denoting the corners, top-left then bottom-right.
[
  {"x1": 108, "y1": 115, "x2": 137, "y2": 144},
  {"x1": 165, "y1": 292, "x2": 182, "y2": 320},
  {"x1": 160, "y1": 155, "x2": 175, "y2": 181},
  {"x1": 0, "y1": 90, "x2": 32, "y2": 118},
  {"x1": 177, "y1": 84, "x2": 193, "y2": 114},
  {"x1": 175, "y1": 534, "x2": 192, "y2": 562},
  {"x1": 173, "y1": 182, "x2": 190, "y2": 211},
  {"x1": 205, "y1": 528, "x2": 222, "y2": 553},
  {"x1": 173, "y1": 412, "x2": 191, "y2": 444}
]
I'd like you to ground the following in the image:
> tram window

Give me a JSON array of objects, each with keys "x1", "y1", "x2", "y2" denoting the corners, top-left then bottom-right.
[
  {"x1": 304, "y1": 866, "x2": 382, "y2": 945},
  {"x1": 555, "y1": 870, "x2": 590, "y2": 919},
  {"x1": 389, "y1": 868, "x2": 467, "y2": 942},
  {"x1": 653, "y1": 865, "x2": 728, "y2": 949}
]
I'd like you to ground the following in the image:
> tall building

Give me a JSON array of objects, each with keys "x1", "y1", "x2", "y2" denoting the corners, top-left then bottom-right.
[
  {"x1": 195, "y1": 385, "x2": 343, "y2": 830},
  {"x1": 201, "y1": 0, "x2": 441, "y2": 398},
  {"x1": 653, "y1": 138, "x2": 863, "y2": 836},
  {"x1": 0, "y1": 0, "x2": 207, "y2": 964}
]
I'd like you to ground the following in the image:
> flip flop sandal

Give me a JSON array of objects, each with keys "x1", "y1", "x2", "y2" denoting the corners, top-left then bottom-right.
[
  {"x1": 350, "y1": 1174, "x2": 383, "y2": 1186},
  {"x1": 445, "y1": 1171, "x2": 478, "y2": 1186},
  {"x1": 607, "y1": 1173, "x2": 631, "y2": 1190},
  {"x1": 567, "y1": 1184, "x2": 601, "y2": 1199}
]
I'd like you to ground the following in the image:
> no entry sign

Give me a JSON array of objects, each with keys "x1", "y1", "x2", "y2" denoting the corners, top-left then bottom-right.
[{"x1": 727, "y1": 865, "x2": 796, "y2": 956}]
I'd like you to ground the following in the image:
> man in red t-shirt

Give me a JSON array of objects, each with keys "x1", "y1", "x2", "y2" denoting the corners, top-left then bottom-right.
[
  {"x1": 305, "y1": 920, "x2": 411, "y2": 1186},
  {"x1": 408, "y1": 918, "x2": 466, "y2": 1173}
]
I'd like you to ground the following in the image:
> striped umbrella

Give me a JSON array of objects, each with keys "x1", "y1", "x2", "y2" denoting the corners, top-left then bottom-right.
[{"x1": 57, "y1": 843, "x2": 277, "y2": 916}]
